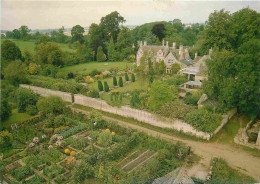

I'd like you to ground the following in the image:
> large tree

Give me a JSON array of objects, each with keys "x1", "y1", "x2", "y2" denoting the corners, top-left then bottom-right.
[
  {"x1": 1, "y1": 40, "x2": 22, "y2": 68},
  {"x1": 152, "y1": 23, "x2": 166, "y2": 41},
  {"x1": 71, "y1": 25, "x2": 84, "y2": 44},
  {"x1": 100, "y1": 11, "x2": 125, "y2": 42},
  {"x1": 19, "y1": 25, "x2": 30, "y2": 40}
]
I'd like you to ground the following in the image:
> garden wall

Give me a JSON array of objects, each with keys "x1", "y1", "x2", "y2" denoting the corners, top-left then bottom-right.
[
  {"x1": 20, "y1": 84, "x2": 73, "y2": 103},
  {"x1": 20, "y1": 84, "x2": 235, "y2": 140}
]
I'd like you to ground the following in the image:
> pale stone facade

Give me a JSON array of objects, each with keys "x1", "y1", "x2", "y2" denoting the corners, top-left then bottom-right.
[{"x1": 136, "y1": 40, "x2": 193, "y2": 73}]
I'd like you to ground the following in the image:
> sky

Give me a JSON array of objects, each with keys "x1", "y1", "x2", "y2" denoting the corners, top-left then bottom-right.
[{"x1": 1, "y1": 0, "x2": 260, "y2": 30}]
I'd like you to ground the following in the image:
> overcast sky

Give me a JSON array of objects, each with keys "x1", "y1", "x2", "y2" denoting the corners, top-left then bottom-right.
[{"x1": 1, "y1": 0, "x2": 259, "y2": 30}]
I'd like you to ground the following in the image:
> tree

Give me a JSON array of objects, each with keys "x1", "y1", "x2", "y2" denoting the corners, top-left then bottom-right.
[
  {"x1": 36, "y1": 42, "x2": 64, "y2": 66},
  {"x1": 130, "y1": 92, "x2": 141, "y2": 108},
  {"x1": 96, "y1": 46, "x2": 106, "y2": 61},
  {"x1": 12, "y1": 29, "x2": 20, "y2": 39},
  {"x1": 5, "y1": 31, "x2": 13, "y2": 39},
  {"x1": 98, "y1": 80, "x2": 103, "y2": 91},
  {"x1": 147, "y1": 58, "x2": 155, "y2": 84},
  {"x1": 104, "y1": 81, "x2": 109, "y2": 92},
  {"x1": 16, "y1": 88, "x2": 38, "y2": 113},
  {"x1": 107, "y1": 37, "x2": 117, "y2": 61},
  {"x1": 3, "y1": 60, "x2": 28, "y2": 86},
  {"x1": 88, "y1": 23, "x2": 104, "y2": 58},
  {"x1": 171, "y1": 63, "x2": 181, "y2": 74},
  {"x1": 0, "y1": 100, "x2": 12, "y2": 122},
  {"x1": 0, "y1": 131, "x2": 13, "y2": 148},
  {"x1": 125, "y1": 73, "x2": 129, "y2": 81},
  {"x1": 116, "y1": 27, "x2": 134, "y2": 60},
  {"x1": 119, "y1": 77, "x2": 123, "y2": 87},
  {"x1": 37, "y1": 96, "x2": 66, "y2": 115},
  {"x1": 1, "y1": 40, "x2": 22, "y2": 68},
  {"x1": 113, "y1": 76, "x2": 117, "y2": 86},
  {"x1": 131, "y1": 73, "x2": 135, "y2": 82},
  {"x1": 204, "y1": 9, "x2": 234, "y2": 50},
  {"x1": 148, "y1": 81, "x2": 177, "y2": 111},
  {"x1": 71, "y1": 25, "x2": 85, "y2": 44},
  {"x1": 100, "y1": 11, "x2": 125, "y2": 42},
  {"x1": 159, "y1": 60, "x2": 166, "y2": 75},
  {"x1": 152, "y1": 23, "x2": 166, "y2": 41},
  {"x1": 171, "y1": 19, "x2": 184, "y2": 33},
  {"x1": 19, "y1": 25, "x2": 30, "y2": 40}
]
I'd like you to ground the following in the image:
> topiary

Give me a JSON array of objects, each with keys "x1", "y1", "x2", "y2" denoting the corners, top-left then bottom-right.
[
  {"x1": 113, "y1": 76, "x2": 117, "y2": 86},
  {"x1": 119, "y1": 77, "x2": 123, "y2": 87},
  {"x1": 97, "y1": 80, "x2": 103, "y2": 91},
  {"x1": 104, "y1": 81, "x2": 109, "y2": 92},
  {"x1": 125, "y1": 73, "x2": 129, "y2": 81},
  {"x1": 131, "y1": 73, "x2": 135, "y2": 82}
]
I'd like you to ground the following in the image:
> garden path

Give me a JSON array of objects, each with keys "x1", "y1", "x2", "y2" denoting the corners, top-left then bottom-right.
[{"x1": 72, "y1": 108, "x2": 260, "y2": 182}]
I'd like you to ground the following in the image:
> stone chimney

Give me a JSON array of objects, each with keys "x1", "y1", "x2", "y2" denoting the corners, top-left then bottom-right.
[
  {"x1": 132, "y1": 44, "x2": 135, "y2": 48},
  {"x1": 179, "y1": 45, "x2": 184, "y2": 55},
  {"x1": 144, "y1": 41, "x2": 147, "y2": 46},
  {"x1": 166, "y1": 41, "x2": 169, "y2": 47},
  {"x1": 162, "y1": 40, "x2": 165, "y2": 46},
  {"x1": 195, "y1": 52, "x2": 198, "y2": 58},
  {"x1": 184, "y1": 48, "x2": 190, "y2": 59},
  {"x1": 172, "y1": 42, "x2": 176, "y2": 49}
]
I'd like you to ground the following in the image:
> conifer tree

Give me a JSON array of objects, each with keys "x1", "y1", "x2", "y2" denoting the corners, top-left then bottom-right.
[
  {"x1": 98, "y1": 80, "x2": 103, "y2": 91},
  {"x1": 119, "y1": 77, "x2": 123, "y2": 87},
  {"x1": 125, "y1": 73, "x2": 129, "y2": 81},
  {"x1": 104, "y1": 81, "x2": 109, "y2": 92},
  {"x1": 113, "y1": 76, "x2": 117, "y2": 86},
  {"x1": 96, "y1": 46, "x2": 106, "y2": 61},
  {"x1": 131, "y1": 73, "x2": 135, "y2": 82}
]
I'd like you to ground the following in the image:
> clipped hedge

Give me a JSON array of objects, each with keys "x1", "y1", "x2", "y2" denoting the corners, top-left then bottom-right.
[{"x1": 184, "y1": 109, "x2": 222, "y2": 133}]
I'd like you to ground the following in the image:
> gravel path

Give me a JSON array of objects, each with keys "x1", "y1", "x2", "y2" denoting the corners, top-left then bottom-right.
[{"x1": 73, "y1": 108, "x2": 260, "y2": 182}]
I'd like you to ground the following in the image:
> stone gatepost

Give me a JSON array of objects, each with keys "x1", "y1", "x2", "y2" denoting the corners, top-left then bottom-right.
[{"x1": 256, "y1": 128, "x2": 260, "y2": 146}]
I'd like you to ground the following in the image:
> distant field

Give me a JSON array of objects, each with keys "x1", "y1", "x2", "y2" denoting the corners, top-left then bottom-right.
[
  {"x1": 1, "y1": 39, "x2": 75, "y2": 53},
  {"x1": 60, "y1": 61, "x2": 134, "y2": 75}
]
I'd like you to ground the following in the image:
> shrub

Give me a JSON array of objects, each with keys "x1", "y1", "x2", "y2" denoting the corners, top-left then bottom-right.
[
  {"x1": 37, "y1": 96, "x2": 66, "y2": 116},
  {"x1": 70, "y1": 151, "x2": 76, "y2": 156},
  {"x1": 84, "y1": 76, "x2": 94, "y2": 83},
  {"x1": 148, "y1": 81, "x2": 177, "y2": 111},
  {"x1": 155, "y1": 100, "x2": 196, "y2": 119},
  {"x1": 98, "y1": 80, "x2": 103, "y2": 91},
  {"x1": 0, "y1": 99, "x2": 11, "y2": 121},
  {"x1": 26, "y1": 105, "x2": 38, "y2": 115},
  {"x1": 130, "y1": 92, "x2": 141, "y2": 108},
  {"x1": 96, "y1": 46, "x2": 106, "y2": 62},
  {"x1": 165, "y1": 74, "x2": 188, "y2": 86},
  {"x1": 113, "y1": 76, "x2": 117, "y2": 86},
  {"x1": 90, "y1": 69, "x2": 100, "y2": 76},
  {"x1": 0, "y1": 130, "x2": 13, "y2": 148},
  {"x1": 68, "y1": 72, "x2": 74, "y2": 79},
  {"x1": 184, "y1": 92, "x2": 202, "y2": 106},
  {"x1": 104, "y1": 81, "x2": 109, "y2": 92},
  {"x1": 184, "y1": 109, "x2": 222, "y2": 133},
  {"x1": 102, "y1": 70, "x2": 111, "y2": 78},
  {"x1": 125, "y1": 73, "x2": 129, "y2": 81},
  {"x1": 16, "y1": 88, "x2": 38, "y2": 113},
  {"x1": 88, "y1": 89, "x2": 100, "y2": 98},
  {"x1": 119, "y1": 77, "x2": 123, "y2": 87},
  {"x1": 131, "y1": 73, "x2": 135, "y2": 82},
  {"x1": 94, "y1": 74, "x2": 103, "y2": 80}
]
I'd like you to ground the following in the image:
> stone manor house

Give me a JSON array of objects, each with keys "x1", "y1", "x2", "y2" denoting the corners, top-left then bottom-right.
[{"x1": 136, "y1": 40, "x2": 212, "y2": 89}]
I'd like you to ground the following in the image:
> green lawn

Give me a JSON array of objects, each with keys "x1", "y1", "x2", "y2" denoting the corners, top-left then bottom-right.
[
  {"x1": 2, "y1": 109, "x2": 33, "y2": 129},
  {"x1": 1, "y1": 39, "x2": 75, "y2": 53},
  {"x1": 60, "y1": 61, "x2": 134, "y2": 75}
]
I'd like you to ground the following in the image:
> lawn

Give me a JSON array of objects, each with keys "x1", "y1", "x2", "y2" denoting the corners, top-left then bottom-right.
[
  {"x1": 60, "y1": 61, "x2": 134, "y2": 75},
  {"x1": 1, "y1": 39, "x2": 75, "y2": 53},
  {"x1": 2, "y1": 109, "x2": 33, "y2": 129}
]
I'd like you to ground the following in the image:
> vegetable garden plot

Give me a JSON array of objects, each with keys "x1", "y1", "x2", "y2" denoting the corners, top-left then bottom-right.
[
  {"x1": 118, "y1": 150, "x2": 146, "y2": 168},
  {"x1": 122, "y1": 150, "x2": 156, "y2": 172}
]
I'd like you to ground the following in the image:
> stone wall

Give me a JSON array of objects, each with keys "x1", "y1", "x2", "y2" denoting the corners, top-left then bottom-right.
[
  {"x1": 20, "y1": 84, "x2": 73, "y2": 103},
  {"x1": 20, "y1": 84, "x2": 237, "y2": 140}
]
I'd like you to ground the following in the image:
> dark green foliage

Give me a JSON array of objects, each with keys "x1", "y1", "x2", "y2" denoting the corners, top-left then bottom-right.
[
  {"x1": 88, "y1": 89, "x2": 100, "y2": 98},
  {"x1": 11, "y1": 165, "x2": 34, "y2": 181},
  {"x1": 71, "y1": 25, "x2": 85, "y2": 44},
  {"x1": 184, "y1": 109, "x2": 222, "y2": 133},
  {"x1": 68, "y1": 72, "x2": 74, "y2": 79},
  {"x1": 131, "y1": 73, "x2": 135, "y2": 82},
  {"x1": 113, "y1": 76, "x2": 117, "y2": 86},
  {"x1": 125, "y1": 73, "x2": 129, "y2": 81},
  {"x1": 0, "y1": 100, "x2": 12, "y2": 122},
  {"x1": 130, "y1": 92, "x2": 141, "y2": 108},
  {"x1": 184, "y1": 92, "x2": 202, "y2": 106},
  {"x1": 152, "y1": 23, "x2": 166, "y2": 41},
  {"x1": 36, "y1": 95, "x2": 66, "y2": 115},
  {"x1": 119, "y1": 77, "x2": 123, "y2": 87},
  {"x1": 98, "y1": 80, "x2": 103, "y2": 91},
  {"x1": 104, "y1": 81, "x2": 109, "y2": 92},
  {"x1": 90, "y1": 69, "x2": 100, "y2": 76},
  {"x1": 0, "y1": 130, "x2": 13, "y2": 148},
  {"x1": 1, "y1": 40, "x2": 22, "y2": 68},
  {"x1": 165, "y1": 75, "x2": 188, "y2": 86},
  {"x1": 16, "y1": 88, "x2": 38, "y2": 113}
]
